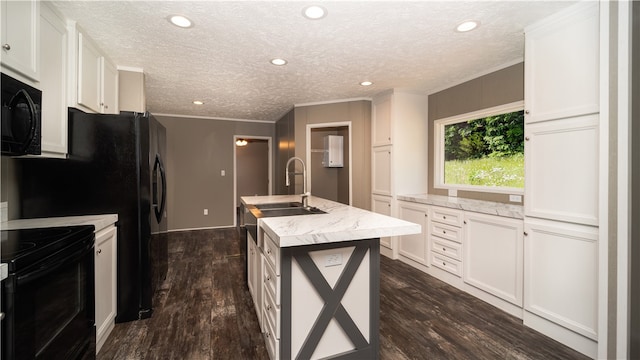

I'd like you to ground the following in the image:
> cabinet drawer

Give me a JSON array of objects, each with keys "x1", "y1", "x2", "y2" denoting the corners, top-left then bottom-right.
[
  {"x1": 263, "y1": 259, "x2": 280, "y2": 306},
  {"x1": 430, "y1": 207, "x2": 464, "y2": 227},
  {"x1": 263, "y1": 286, "x2": 281, "y2": 339},
  {"x1": 430, "y1": 222, "x2": 463, "y2": 243},
  {"x1": 431, "y1": 253, "x2": 462, "y2": 277},
  {"x1": 263, "y1": 232, "x2": 281, "y2": 276},
  {"x1": 263, "y1": 308, "x2": 280, "y2": 360},
  {"x1": 432, "y1": 236, "x2": 462, "y2": 261}
]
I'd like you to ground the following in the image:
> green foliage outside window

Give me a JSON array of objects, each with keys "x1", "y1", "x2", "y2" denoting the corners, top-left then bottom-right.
[{"x1": 443, "y1": 110, "x2": 524, "y2": 188}]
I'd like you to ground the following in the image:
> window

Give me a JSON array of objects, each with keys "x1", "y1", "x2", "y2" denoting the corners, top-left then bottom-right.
[{"x1": 434, "y1": 101, "x2": 524, "y2": 194}]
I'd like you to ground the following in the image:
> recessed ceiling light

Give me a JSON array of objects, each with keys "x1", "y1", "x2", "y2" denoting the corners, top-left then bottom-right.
[
  {"x1": 270, "y1": 58, "x2": 288, "y2": 66},
  {"x1": 303, "y1": 5, "x2": 327, "y2": 20},
  {"x1": 193, "y1": 100, "x2": 204, "y2": 105},
  {"x1": 168, "y1": 15, "x2": 193, "y2": 28},
  {"x1": 456, "y1": 20, "x2": 479, "y2": 32},
  {"x1": 360, "y1": 81, "x2": 373, "y2": 86}
]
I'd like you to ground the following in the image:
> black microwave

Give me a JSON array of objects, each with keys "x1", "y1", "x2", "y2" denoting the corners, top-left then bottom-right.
[{"x1": 1, "y1": 72, "x2": 41, "y2": 156}]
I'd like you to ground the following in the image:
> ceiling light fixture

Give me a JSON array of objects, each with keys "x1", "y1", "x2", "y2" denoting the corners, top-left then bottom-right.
[
  {"x1": 236, "y1": 139, "x2": 248, "y2": 147},
  {"x1": 270, "y1": 58, "x2": 288, "y2": 66},
  {"x1": 193, "y1": 100, "x2": 204, "y2": 105},
  {"x1": 360, "y1": 81, "x2": 373, "y2": 86},
  {"x1": 302, "y1": 5, "x2": 327, "y2": 20},
  {"x1": 168, "y1": 15, "x2": 193, "y2": 28},
  {"x1": 456, "y1": 20, "x2": 479, "y2": 32}
]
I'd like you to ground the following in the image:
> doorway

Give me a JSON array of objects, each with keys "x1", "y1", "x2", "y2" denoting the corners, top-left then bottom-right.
[
  {"x1": 234, "y1": 136, "x2": 272, "y2": 224},
  {"x1": 306, "y1": 122, "x2": 352, "y2": 205}
]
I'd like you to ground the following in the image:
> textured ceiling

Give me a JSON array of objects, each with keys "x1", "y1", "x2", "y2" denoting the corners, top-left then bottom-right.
[{"x1": 51, "y1": 1, "x2": 576, "y2": 122}]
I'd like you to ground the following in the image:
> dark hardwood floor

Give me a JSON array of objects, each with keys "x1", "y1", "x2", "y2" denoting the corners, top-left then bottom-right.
[{"x1": 98, "y1": 228, "x2": 589, "y2": 360}]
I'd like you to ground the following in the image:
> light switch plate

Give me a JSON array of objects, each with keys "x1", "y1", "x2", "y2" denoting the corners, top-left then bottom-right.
[{"x1": 509, "y1": 194, "x2": 523, "y2": 203}]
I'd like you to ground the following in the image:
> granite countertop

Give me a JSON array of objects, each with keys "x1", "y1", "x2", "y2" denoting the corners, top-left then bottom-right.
[
  {"x1": 1, "y1": 214, "x2": 119, "y2": 232},
  {"x1": 241, "y1": 195, "x2": 421, "y2": 247},
  {"x1": 397, "y1": 194, "x2": 524, "y2": 219}
]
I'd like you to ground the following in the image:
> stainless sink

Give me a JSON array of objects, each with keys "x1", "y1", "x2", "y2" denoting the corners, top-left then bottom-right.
[
  {"x1": 255, "y1": 202, "x2": 303, "y2": 210},
  {"x1": 258, "y1": 206, "x2": 326, "y2": 217}
]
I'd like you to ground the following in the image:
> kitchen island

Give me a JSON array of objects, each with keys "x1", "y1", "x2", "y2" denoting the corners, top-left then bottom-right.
[{"x1": 241, "y1": 195, "x2": 420, "y2": 360}]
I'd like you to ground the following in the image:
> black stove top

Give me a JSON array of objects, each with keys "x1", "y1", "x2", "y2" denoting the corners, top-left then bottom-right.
[{"x1": 1, "y1": 225, "x2": 95, "y2": 273}]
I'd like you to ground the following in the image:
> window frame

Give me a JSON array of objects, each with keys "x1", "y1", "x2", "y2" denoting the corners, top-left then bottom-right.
[{"x1": 433, "y1": 100, "x2": 525, "y2": 195}]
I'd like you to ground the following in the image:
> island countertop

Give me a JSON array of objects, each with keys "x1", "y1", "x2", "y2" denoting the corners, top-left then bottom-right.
[{"x1": 241, "y1": 195, "x2": 421, "y2": 247}]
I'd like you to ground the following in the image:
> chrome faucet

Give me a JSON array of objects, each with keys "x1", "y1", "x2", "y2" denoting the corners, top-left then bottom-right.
[{"x1": 285, "y1": 157, "x2": 310, "y2": 208}]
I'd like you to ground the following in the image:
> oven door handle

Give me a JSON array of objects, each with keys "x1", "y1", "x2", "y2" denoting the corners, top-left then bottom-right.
[{"x1": 16, "y1": 239, "x2": 93, "y2": 285}]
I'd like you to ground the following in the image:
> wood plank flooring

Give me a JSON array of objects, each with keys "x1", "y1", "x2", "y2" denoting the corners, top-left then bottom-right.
[{"x1": 98, "y1": 228, "x2": 590, "y2": 360}]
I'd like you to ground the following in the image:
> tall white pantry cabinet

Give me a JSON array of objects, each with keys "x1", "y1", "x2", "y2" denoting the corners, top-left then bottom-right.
[
  {"x1": 523, "y1": 2, "x2": 600, "y2": 358},
  {"x1": 371, "y1": 90, "x2": 428, "y2": 259}
]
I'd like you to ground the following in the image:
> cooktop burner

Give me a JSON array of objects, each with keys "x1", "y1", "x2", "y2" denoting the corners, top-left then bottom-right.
[{"x1": 1, "y1": 225, "x2": 95, "y2": 273}]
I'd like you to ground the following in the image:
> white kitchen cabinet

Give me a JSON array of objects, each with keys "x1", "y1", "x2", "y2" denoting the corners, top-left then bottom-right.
[
  {"x1": 372, "y1": 93, "x2": 392, "y2": 146},
  {"x1": 463, "y1": 212, "x2": 523, "y2": 307},
  {"x1": 0, "y1": 0, "x2": 39, "y2": 82},
  {"x1": 247, "y1": 231, "x2": 264, "y2": 331},
  {"x1": 524, "y1": 1, "x2": 599, "y2": 124},
  {"x1": 524, "y1": 115, "x2": 599, "y2": 226},
  {"x1": 372, "y1": 146, "x2": 392, "y2": 196},
  {"x1": 397, "y1": 201, "x2": 428, "y2": 266},
  {"x1": 523, "y1": 218, "x2": 598, "y2": 355},
  {"x1": 70, "y1": 23, "x2": 118, "y2": 114},
  {"x1": 370, "y1": 91, "x2": 428, "y2": 242},
  {"x1": 118, "y1": 68, "x2": 146, "y2": 112},
  {"x1": 101, "y1": 57, "x2": 118, "y2": 114},
  {"x1": 39, "y1": 3, "x2": 68, "y2": 158},
  {"x1": 95, "y1": 224, "x2": 117, "y2": 354},
  {"x1": 372, "y1": 194, "x2": 395, "y2": 257},
  {"x1": 428, "y1": 206, "x2": 463, "y2": 277}
]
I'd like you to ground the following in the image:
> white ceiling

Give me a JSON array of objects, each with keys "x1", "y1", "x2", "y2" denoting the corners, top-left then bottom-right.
[{"x1": 51, "y1": 1, "x2": 576, "y2": 122}]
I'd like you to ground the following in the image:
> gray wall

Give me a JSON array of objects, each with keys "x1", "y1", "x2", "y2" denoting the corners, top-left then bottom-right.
[
  {"x1": 428, "y1": 62, "x2": 524, "y2": 203},
  {"x1": 275, "y1": 109, "x2": 295, "y2": 195},
  {"x1": 294, "y1": 100, "x2": 371, "y2": 210},
  {"x1": 309, "y1": 127, "x2": 349, "y2": 205},
  {"x1": 156, "y1": 115, "x2": 274, "y2": 230}
]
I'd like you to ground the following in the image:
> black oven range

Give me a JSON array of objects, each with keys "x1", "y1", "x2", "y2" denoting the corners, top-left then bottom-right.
[{"x1": 1, "y1": 225, "x2": 96, "y2": 360}]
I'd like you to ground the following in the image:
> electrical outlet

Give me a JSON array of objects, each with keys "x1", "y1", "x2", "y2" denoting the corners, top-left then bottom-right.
[
  {"x1": 509, "y1": 195, "x2": 522, "y2": 203},
  {"x1": 325, "y1": 253, "x2": 342, "y2": 267},
  {"x1": 203, "y1": 209, "x2": 209, "y2": 215},
  {"x1": 220, "y1": 170, "x2": 225, "y2": 176}
]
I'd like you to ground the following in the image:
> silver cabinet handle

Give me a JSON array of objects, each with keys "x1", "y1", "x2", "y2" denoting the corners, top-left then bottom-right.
[
  {"x1": 525, "y1": 110, "x2": 530, "y2": 114},
  {"x1": 97, "y1": 248, "x2": 102, "y2": 254},
  {"x1": 3, "y1": 44, "x2": 10, "y2": 50},
  {"x1": 266, "y1": 248, "x2": 271, "y2": 255},
  {"x1": 0, "y1": 312, "x2": 4, "y2": 321}
]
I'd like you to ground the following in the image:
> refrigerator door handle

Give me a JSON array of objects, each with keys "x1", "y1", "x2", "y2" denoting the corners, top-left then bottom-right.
[{"x1": 153, "y1": 154, "x2": 167, "y2": 224}]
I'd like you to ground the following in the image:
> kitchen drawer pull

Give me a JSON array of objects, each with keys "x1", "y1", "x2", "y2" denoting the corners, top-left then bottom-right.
[
  {"x1": 266, "y1": 304, "x2": 272, "y2": 311},
  {"x1": 265, "y1": 331, "x2": 270, "y2": 338},
  {"x1": 266, "y1": 275, "x2": 271, "y2": 281},
  {"x1": 442, "y1": 247, "x2": 446, "y2": 251},
  {"x1": 2, "y1": 44, "x2": 10, "y2": 51},
  {"x1": 97, "y1": 248, "x2": 102, "y2": 254},
  {"x1": 443, "y1": 216, "x2": 446, "y2": 219},
  {"x1": 266, "y1": 249, "x2": 272, "y2": 255},
  {"x1": 442, "y1": 262, "x2": 446, "y2": 266},
  {"x1": 442, "y1": 230, "x2": 446, "y2": 234}
]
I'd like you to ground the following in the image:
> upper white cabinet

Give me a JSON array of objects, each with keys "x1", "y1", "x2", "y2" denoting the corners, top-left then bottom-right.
[
  {"x1": 463, "y1": 212, "x2": 523, "y2": 307},
  {"x1": 372, "y1": 93, "x2": 392, "y2": 146},
  {"x1": 524, "y1": 1, "x2": 599, "y2": 124},
  {"x1": 118, "y1": 69, "x2": 146, "y2": 113},
  {"x1": 524, "y1": 115, "x2": 599, "y2": 225},
  {"x1": 69, "y1": 23, "x2": 118, "y2": 114},
  {"x1": 372, "y1": 146, "x2": 392, "y2": 196},
  {"x1": 1, "y1": 0, "x2": 40, "y2": 82},
  {"x1": 39, "y1": 2, "x2": 68, "y2": 158}
]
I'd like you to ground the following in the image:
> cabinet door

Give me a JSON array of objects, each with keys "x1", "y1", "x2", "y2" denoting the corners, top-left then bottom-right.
[
  {"x1": 524, "y1": 115, "x2": 599, "y2": 225},
  {"x1": 397, "y1": 202, "x2": 428, "y2": 265},
  {"x1": 1, "y1": 0, "x2": 39, "y2": 81},
  {"x1": 101, "y1": 58, "x2": 118, "y2": 114},
  {"x1": 39, "y1": 4, "x2": 68, "y2": 157},
  {"x1": 372, "y1": 195, "x2": 393, "y2": 249},
  {"x1": 463, "y1": 212, "x2": 523, "y2": 306},
  {"x1": 95, "y1": 225, "x2": 117, "y2": 353},
  {"x1": 78, "y1": 32, "x2": 102, "y2": 113},
  {"x1": 524, "y1": 2, "x2": 599, "y2": 123},
  {"x1": 523, "y1": 218, "x2": 598, "y2": 340},
  {"x1": 372, "y1": 94, "x2": 392, "y2": 146},
  {"x1": 372, "y1": 146, "x2": 392, "y2": 195}
]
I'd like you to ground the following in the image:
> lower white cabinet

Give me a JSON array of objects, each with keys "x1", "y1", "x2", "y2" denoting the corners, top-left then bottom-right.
[
  {"x1": 429, "y1": 206, "x2": 464, "y2": 277},
  {"x1": 247, "y1": 232, "x2": 264, "y2": 331},
  {"x1": 94, "y1": 224, "x2": 117, "y2": 354},
  {"x1": 372, "y1": 195, "x2": 395, "y2": 257},
  {"x1": 523, "y1": 218, "x2": 598, "y2": 355},
  {"x1": 397, "y1": 201, "x2": 428, "y2": 266},
  {"x1": 463, "y1": 212, "x2": 524, "y2": 306}
]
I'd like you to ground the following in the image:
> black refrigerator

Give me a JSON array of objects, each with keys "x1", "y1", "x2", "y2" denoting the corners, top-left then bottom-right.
[{"x1": 17, "y1": 107, "x2": 168, "y2": 323}]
